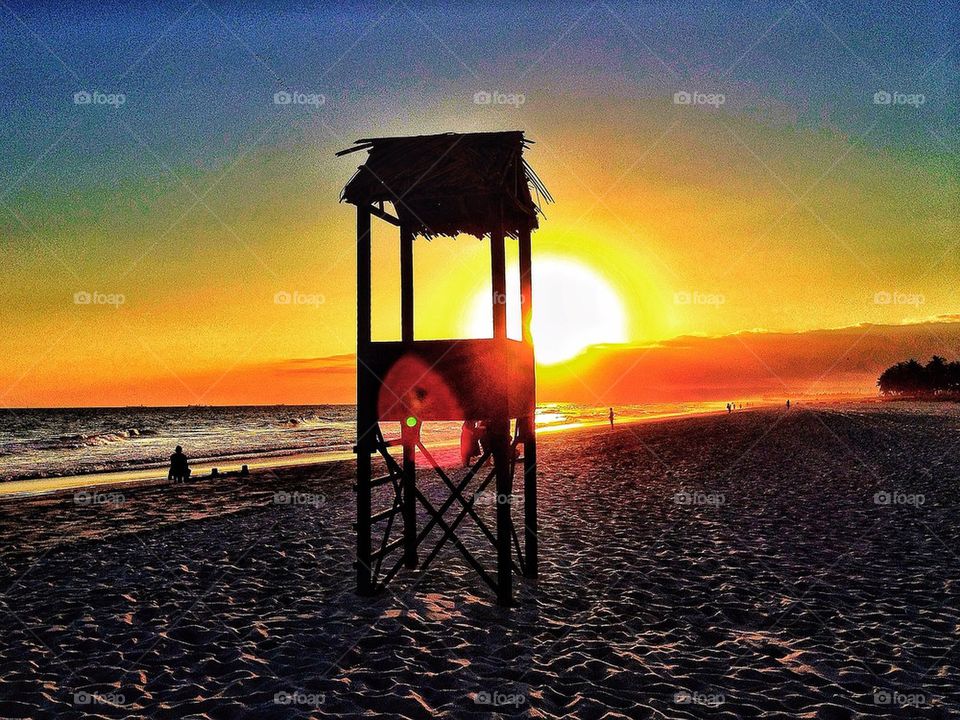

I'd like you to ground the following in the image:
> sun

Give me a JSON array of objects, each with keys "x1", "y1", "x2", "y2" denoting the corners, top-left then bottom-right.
[{"x1": 466, "y1": 256, "x2": 628, "y2": 364}]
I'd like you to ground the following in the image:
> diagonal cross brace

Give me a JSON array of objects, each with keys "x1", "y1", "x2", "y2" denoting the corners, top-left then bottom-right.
[
  {"x1": 417, "y1": 442, "x2": 500, "y2": 548},
  {"x1": 413, "y1": 486, "x2": 499, "y2": 594}
]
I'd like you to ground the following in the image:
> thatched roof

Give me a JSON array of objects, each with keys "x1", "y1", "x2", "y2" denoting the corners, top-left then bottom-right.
[{"x1": 337, "y1": 131, "x2": 551, "y2": 239}]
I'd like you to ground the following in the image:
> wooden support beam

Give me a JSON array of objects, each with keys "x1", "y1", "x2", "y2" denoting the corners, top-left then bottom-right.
[
  {"x1": 398, "y1": 222, "x2": 415, "y2": 510},
  {"x1": 518, "y1": 224, "x2": 534, "y2": 345},
  {"x1": 417, "y1": 443, "x2": 497, "y2": 548},
  {"x1": 401, "y1": 419, "x2": 418, "y2": 569},
  {"x1": 522, "y1": 435, "x2": 538, "y2": 578},
  {"x1": 519, "y1": 222, "x2": 538, "y2": 578},
  {"x1": 357, "y1": 207, "x2": 372, "y2": 350},
  {"x1": 368, "y1": 204, "x2": 400, "y2": 227},
  {"x1": 370, "y1": 536, "x2": 404, "y2": 561},
  {"x1": 491, "y1": 228, "x2": 507, "y2": 339},
  {"x1": 414, "y1": 487, "x2": 499, "y2": 594},
  {"x1": 369, "y1": 504, "x2": 403, "y2": 524},
  {"x1": 360, "y1": 473, "x2": 400, "y2": 490},
  {"x1": 491, "y1": 419, "x2": 514, "y2": 606},
  {"x1": 356, "y1": 205, "x2": 374, "y2": 595},
  {"x1": 400, "y1": 224, "x2": 414, "y2": 344}
]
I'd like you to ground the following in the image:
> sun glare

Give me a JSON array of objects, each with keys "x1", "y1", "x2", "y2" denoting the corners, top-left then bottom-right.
[{"x1": 466, "y1": 256, "x2": 628, "y2": 364}]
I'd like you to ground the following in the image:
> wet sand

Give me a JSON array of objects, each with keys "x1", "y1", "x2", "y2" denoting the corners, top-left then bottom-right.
[{"x1": 1, "y1": 403, "x2": 959, "y2": 718}]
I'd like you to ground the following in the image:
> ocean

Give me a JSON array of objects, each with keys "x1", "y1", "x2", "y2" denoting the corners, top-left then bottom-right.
[{"x1": 0, "y1": 402, "x2": 726, "y2": 483}]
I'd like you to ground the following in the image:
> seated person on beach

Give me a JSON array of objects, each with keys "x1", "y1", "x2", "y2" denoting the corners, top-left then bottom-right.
[{"x1": 168, "y1": 445, "x2": 191, "y2": 483}]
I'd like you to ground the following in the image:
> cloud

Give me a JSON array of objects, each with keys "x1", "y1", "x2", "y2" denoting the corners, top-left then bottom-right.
[
  {"x1": 270, "y1": 355, "x2": 356, "y2": 375},
  {"x1": 226, "y1": 317, "x2": 960, "y2": 406},
  {"x1": 538, "y1": 318, "x2": 960, "y2": 403},
  {"x1": 13, "y1": 320, "x2": 958, "y2": 408}
]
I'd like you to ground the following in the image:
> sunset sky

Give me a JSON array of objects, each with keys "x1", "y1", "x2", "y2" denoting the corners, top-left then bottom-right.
[{"x1": 1, "y1": 1, "x2": 957, "y2": 407}]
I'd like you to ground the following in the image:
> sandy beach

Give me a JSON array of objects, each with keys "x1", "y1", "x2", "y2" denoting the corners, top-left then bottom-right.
[{"x1": 2, "y1": 402, "x2": 959, "y2": 718}]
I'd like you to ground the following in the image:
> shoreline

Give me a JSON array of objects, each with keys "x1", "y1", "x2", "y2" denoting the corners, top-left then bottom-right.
[
  {"x1": 0, "y1": 404, "x2": 763, "y2": 500},
  {"x1": 0, "y1": 395, "x2": 881, "y2": 500}
]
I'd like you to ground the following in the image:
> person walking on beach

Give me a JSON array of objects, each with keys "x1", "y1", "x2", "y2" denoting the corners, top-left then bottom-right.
[
  {"x1": 726, "y1": 403, "x2": 732, "y2": 413},
  {"x1": 786, "y1": 399, "x2": 791, "y2": 409},
  {"x1": 169, "y1": 445, "x2": 191, "y2": 483},
  {"x1": 609, "y1": 407, "x2": 614, "y2": 428}
]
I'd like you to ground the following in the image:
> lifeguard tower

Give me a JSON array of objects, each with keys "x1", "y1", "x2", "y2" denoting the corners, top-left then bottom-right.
[{"x1": 338, "y1": 131, "x2": 551, "y2": 605}]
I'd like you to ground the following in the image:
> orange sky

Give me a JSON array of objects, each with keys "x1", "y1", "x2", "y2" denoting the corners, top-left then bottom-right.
[
  {"x1": 7, "y1": 318, "x2": 959, "y2": 408},
  {"x1": 2, "y1": 4, "x2": 956, "y2": 408}
]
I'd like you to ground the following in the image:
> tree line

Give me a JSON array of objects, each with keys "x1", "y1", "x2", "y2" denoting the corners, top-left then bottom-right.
[{"x1": 877, "y1": 356, "x2": 960, "y2": 396}]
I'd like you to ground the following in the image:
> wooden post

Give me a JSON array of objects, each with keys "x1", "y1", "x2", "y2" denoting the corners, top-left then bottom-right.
[
  {"x1": 399, "y1": 224, "x2": 417, "y2": 568},
  {"x1": 356, "y1": 206, "x2": 374, "y2": 595},
  {"x1": 491, "y1": 418, "x2": 513, "y2": 605},
  {"x1": 518, "y1": 222, "x2": 538, "y2": 578},
  {"x1": 400, "y1": 224, "x2": 414, "y2": 344},
  {"x1": 357, "y1": 208, "x2": 372, "y2": 351},
  {"x1": 492, "y1": 215, "x2": 513, "y2": 602},
  {"x1": 520, "y1": 435, "x2": 537, "y2": 579},
  {"x1": 518, "y1": 224, "x2": 533, "y2": 345},
  {"x1": 491, "y1": 228, "x2": 507, "y2": 339},
  {"x1": 401, "y1": 418, "x2": 418, "y2": 569}
]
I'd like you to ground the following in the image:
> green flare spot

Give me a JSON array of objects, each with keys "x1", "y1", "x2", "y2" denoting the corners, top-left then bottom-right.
[{"x1": 405, "y1": 416, "x2": 417, "y2": 427}]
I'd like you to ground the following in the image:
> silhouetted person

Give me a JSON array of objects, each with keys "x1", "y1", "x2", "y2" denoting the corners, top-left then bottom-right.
[
  {"x1": 726, "y1": 403, "x2": 732, "y2": 413},
  {"x1": 786, "y1": 399, "x2": 791, "y2": 409},
  {"x1": 169, "y1": 445, "x2": 190, "y2": 483},
  {"x1": 609, "y1": 407, "x2": 614, "y2": 428},
  {"x1": 460, "y1": 421, "x2": 482, "y2": 467}
]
